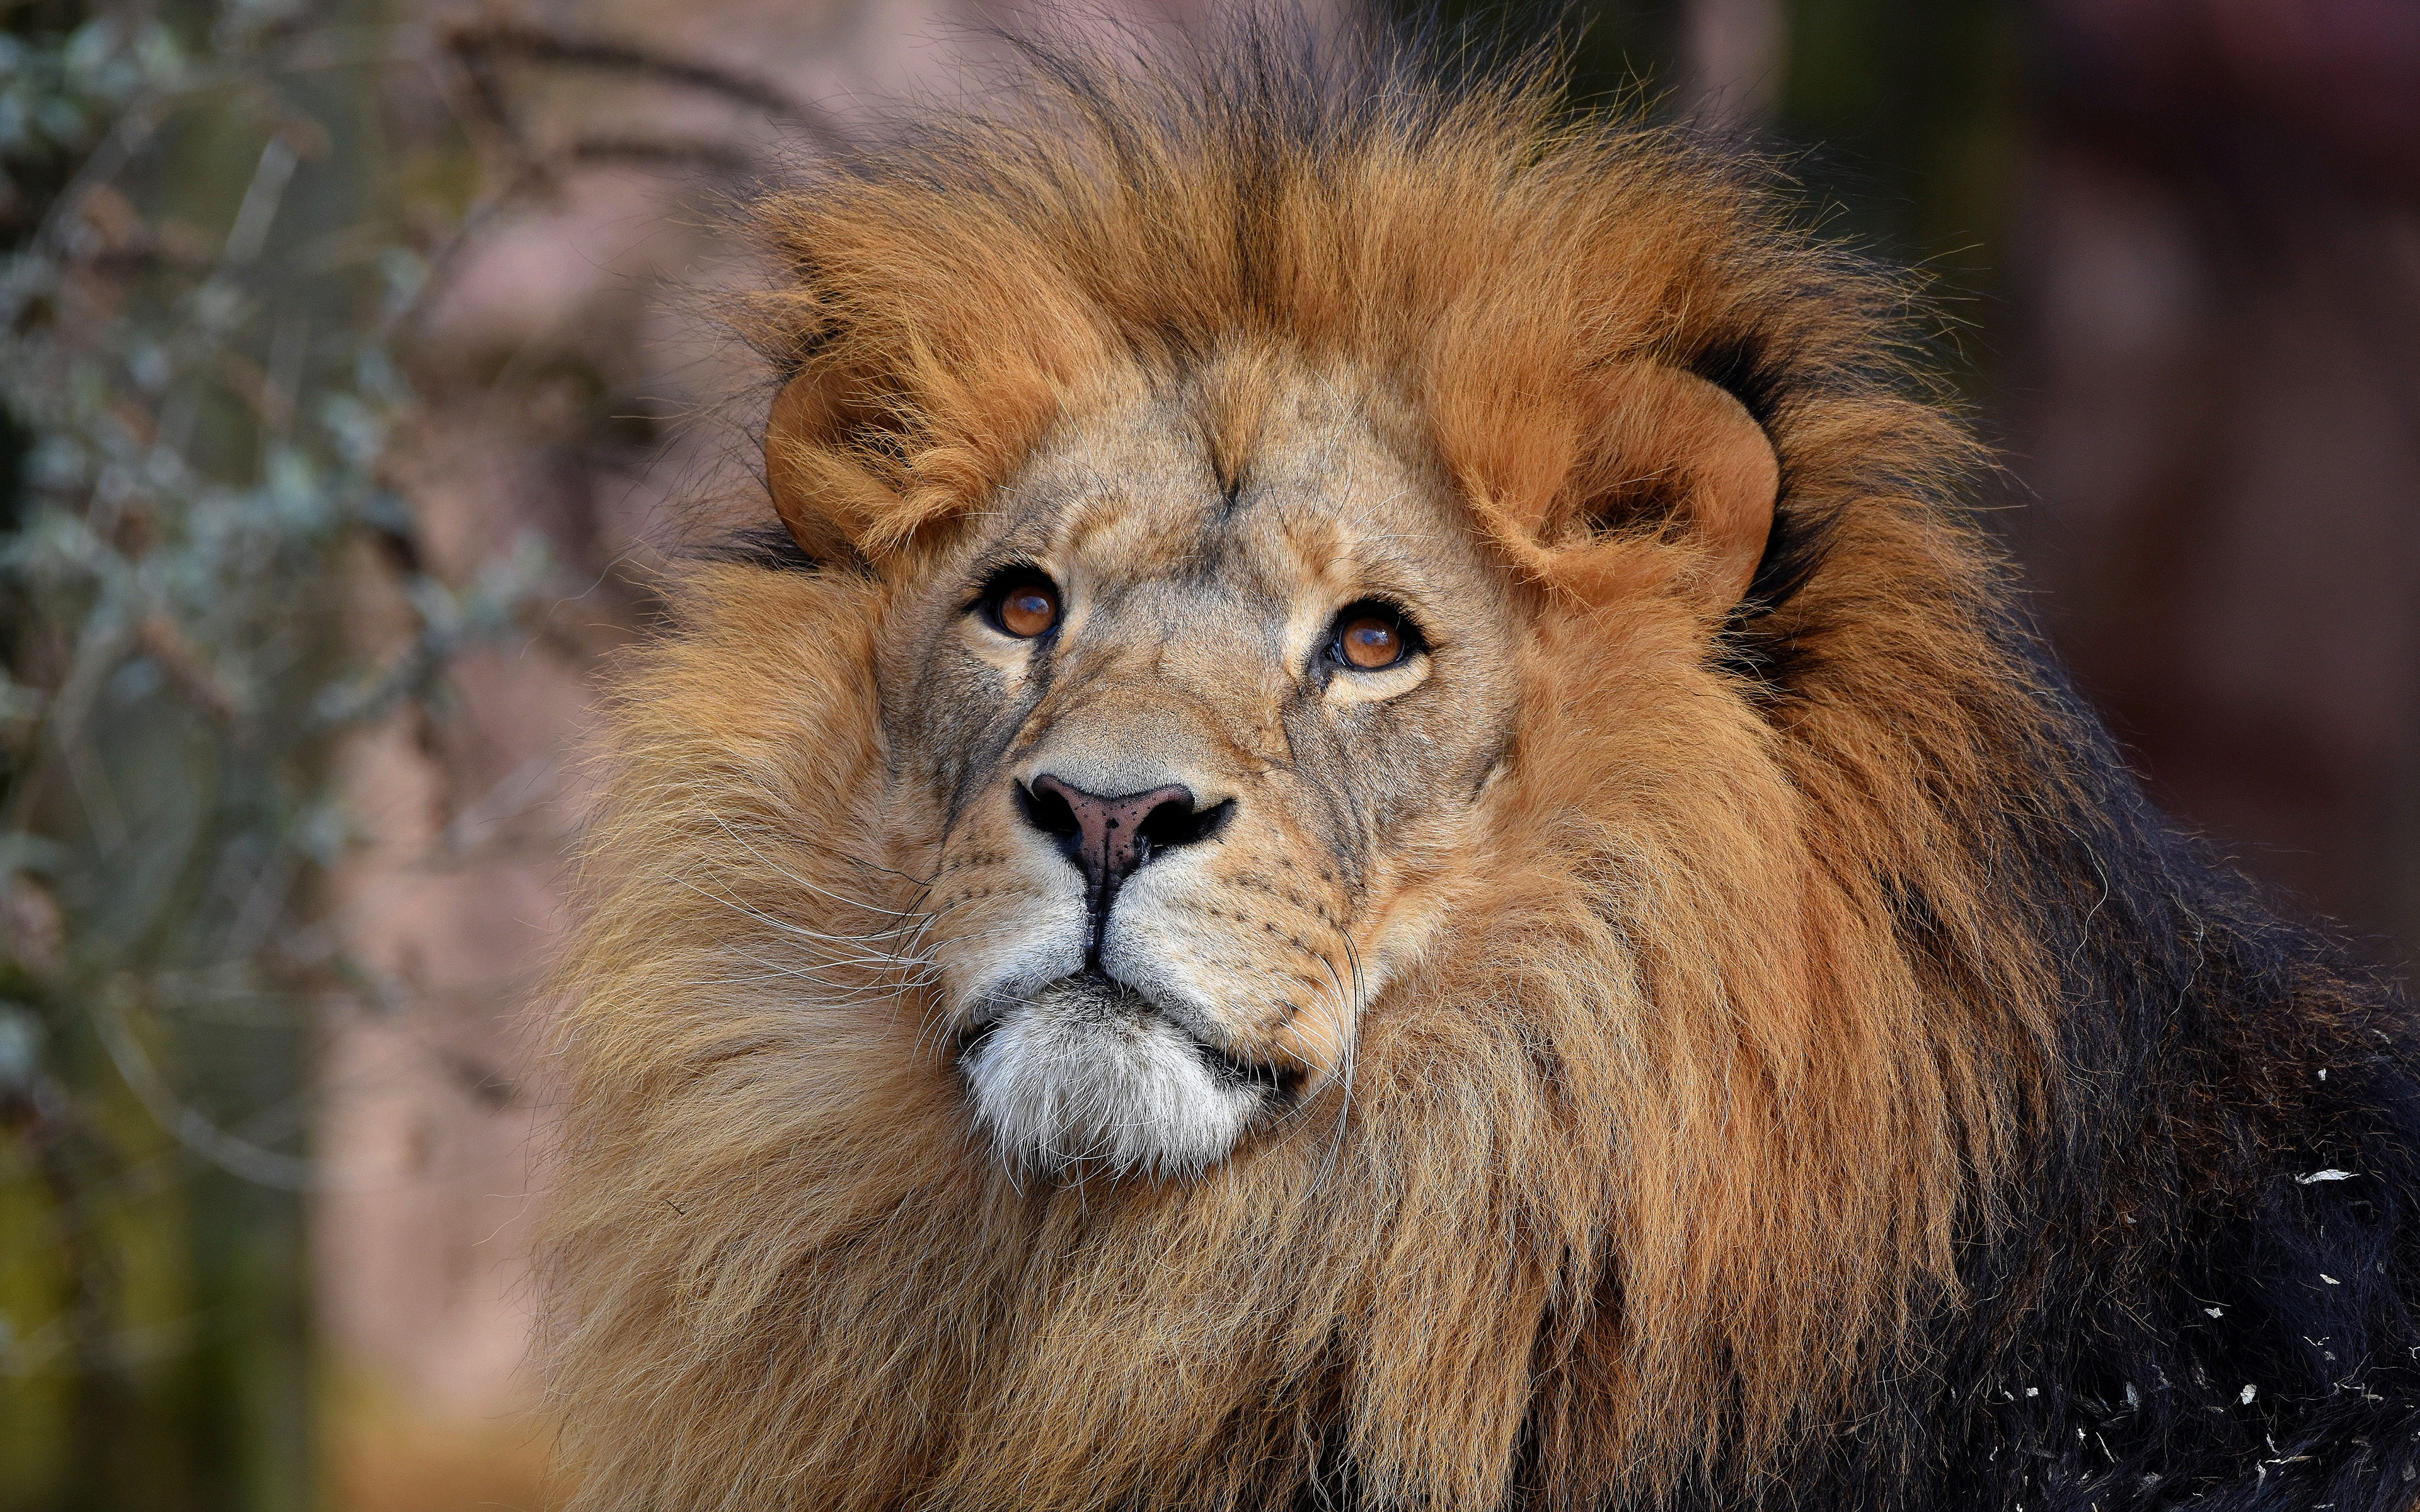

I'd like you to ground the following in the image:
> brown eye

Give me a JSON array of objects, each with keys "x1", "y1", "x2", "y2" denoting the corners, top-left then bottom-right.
[
  {"x1": 986, "y1": 573, "x2": 1060, "y2": 639},
  {"x1": 1330, "y1": 602, "x2": 1420, "y2": 672},
  {"x1": 1342, "y1": 618, "x2": 1400, "y2": 668}
]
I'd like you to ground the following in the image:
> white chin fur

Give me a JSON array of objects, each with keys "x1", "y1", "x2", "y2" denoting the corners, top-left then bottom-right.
[{"x1": 962, "y1": 990, "x2": 1262, "y2": 1178}]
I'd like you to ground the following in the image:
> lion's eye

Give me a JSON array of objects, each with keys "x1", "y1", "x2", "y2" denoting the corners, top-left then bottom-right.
[
  {"x1": 1341, "y1": 618, "x2": 1400, "y2": 668},
  {"x1": 1328, "y1": 602, "x2": 1420, "y2": 672},
  {"x1": 983, "y1": 571, "x2": 1061, "y2": 639}
]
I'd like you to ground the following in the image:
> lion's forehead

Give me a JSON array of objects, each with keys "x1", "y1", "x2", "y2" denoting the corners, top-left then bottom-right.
[{"x1": 994, "y1": 378, "x2": 1482, "y2": 621}]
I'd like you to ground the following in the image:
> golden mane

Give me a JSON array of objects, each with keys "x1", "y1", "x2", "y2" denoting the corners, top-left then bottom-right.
[{"x1": 546, "y1": 31, "x2": 2085, "y2": 1510}]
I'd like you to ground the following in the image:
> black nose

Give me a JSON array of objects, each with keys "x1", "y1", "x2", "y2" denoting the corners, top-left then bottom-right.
[{"x1": 1018, "y1": 774, "x2": 1233, "y2": 930}]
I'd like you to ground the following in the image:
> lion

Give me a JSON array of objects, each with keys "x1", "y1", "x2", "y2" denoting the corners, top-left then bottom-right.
[{"x1": 543, "y1": 25, "x2": 2420, "y2": 1512}]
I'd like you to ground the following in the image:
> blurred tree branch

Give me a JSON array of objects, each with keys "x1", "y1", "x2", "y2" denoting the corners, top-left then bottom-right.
[{"x1": 0, "y1": 3, "x2": 815, "y2": 1503}]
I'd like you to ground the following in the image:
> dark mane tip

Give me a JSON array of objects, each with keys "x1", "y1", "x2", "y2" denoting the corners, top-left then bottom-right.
[
  {"x1": 1686, "y1": 328, "x2": 1798, "y2": 433},
  {"x1": 1717, "y1": 501, "x2": 1840, "y2": 692}
]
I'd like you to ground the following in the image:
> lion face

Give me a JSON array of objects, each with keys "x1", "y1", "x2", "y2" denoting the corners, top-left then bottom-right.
[{"x1": 879, "y1": 366, "x2": 1518, "y2": 1176}]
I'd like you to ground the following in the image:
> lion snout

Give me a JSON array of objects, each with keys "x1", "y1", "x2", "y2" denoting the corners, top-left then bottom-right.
[{"x1": 1015, "y1": 772, "x2": 1235, "y2": 956}]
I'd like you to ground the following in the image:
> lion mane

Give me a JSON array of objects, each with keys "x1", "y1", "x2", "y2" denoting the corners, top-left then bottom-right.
[{"x1": 544, "y1": 26, "x2": 2420, "y2": 1512}]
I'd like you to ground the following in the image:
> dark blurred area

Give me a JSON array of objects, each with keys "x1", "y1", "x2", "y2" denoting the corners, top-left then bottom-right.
[
  {"x1": 2011, "y1": 0, "x2": 2420, "y2": 976},
  {"x1": 0, "y1": 0, "x2": 2411, "y2": 1506}
]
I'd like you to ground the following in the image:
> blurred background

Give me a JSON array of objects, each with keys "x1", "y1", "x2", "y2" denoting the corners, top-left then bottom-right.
[{"x1": 0, "y1": 0, "x2": 2412, "y2": 1506}]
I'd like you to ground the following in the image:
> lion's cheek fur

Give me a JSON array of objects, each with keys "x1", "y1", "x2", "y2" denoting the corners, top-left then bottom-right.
[{"x1": 1434, "y1": 588, "x2": 2049, "y2": 1501}]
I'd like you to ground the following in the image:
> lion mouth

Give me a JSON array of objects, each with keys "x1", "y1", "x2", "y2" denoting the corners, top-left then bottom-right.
[
  {"x1": 954, "y1": 969, "x2": 1300, "y2": 1176},
  {"x1": 957, "y1": 969, "x2": 1301, "y2": 1096}
]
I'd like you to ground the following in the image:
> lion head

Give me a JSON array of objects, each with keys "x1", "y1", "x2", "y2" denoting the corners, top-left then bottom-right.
[
  {"x1": 846, "y1": 348, "x2": 1774, "y2": 1177},
  {"x1": 548, "y1": 32, "x2": 2073, "y2": 1511}
]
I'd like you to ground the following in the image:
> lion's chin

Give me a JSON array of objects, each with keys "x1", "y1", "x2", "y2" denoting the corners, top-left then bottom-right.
[{"x1": 957, "y1": 974, "x2": 1275, "y2": 1179}]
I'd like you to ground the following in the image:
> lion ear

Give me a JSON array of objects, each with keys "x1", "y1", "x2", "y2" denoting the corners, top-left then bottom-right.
[
  {"x1": 763, "y1": 364, "x2": 906, "y2": 571},
  {"x1": 1548, "y1": 364, "x2": 1779, "y2": 612}
]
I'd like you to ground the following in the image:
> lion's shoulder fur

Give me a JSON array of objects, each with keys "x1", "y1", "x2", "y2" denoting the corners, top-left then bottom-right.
[{"x1": 545, "y1": 21, "x2": 2420, "y2": 1512}]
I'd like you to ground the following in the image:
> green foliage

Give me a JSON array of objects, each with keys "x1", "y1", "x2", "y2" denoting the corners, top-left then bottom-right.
[
  {"x1": 0, "y1": 4, "x2": 551, "y2": 1505},
  {"x1": 1400, "y1": 0, "x2": 1689, "y2": 110},
  {"x1": 0, "y1": 8, "x2": 190, "y2": 243},
  {"x1": 1778, "y1": 0, "x2": 2021, "y2": 307}
]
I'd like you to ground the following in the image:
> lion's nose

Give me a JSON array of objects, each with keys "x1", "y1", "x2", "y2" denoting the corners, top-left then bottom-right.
[{"x1": 1019, "y1": 773, "x2": 1232, "y2": 922}]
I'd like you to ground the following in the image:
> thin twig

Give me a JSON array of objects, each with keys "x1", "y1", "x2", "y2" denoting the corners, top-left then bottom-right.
[{"x1": 440, "y1": 20, "x2": 843, "y2": 146}]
